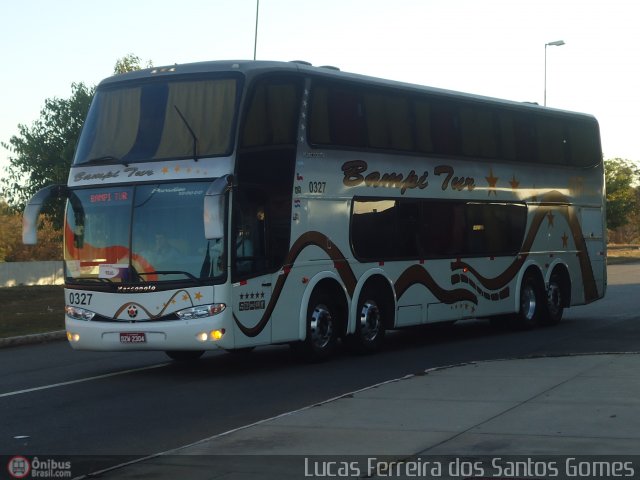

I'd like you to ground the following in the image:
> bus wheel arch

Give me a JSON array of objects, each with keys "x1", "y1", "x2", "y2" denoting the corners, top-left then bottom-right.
[
  {"x1": 295, "y1": 277, "x2": 349, "y2": 361},
  {"x1": 348, "y1": 274, "x2": 395, "y2": 353}
]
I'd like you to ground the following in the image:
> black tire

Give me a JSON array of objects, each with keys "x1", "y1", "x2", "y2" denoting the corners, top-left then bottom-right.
[
  {"x1": 349, "y1": 289, "x2": 387, "y2": 354},
  {"x1": 515, "y1": 272, "x2": 546, "y2": 329},
  {"x1": 542, "y1": 272, "x2": 564, "y2": 326},
  {"x1": 294, "y1": 290, "x2": 339, "y2": 362},
  {"x1": 165, "y1": 350, "x2": 204, "y2": 362}
]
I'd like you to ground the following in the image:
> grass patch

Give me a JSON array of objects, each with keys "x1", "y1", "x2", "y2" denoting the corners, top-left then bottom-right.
[
  {"x1": 0, "y1": 285, "x2": 65, "y2": 338},
  {"x1": 606, "y1": 247, "x2": 640, "y2": 264}
]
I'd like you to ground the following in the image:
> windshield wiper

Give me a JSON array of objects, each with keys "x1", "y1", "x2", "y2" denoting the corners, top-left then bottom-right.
[
  {"x1": 173, "y1": 105, "x2": 199, "y2": 162},
  {"x1": 83, "y1": 155, "x2": 130, "y2": 167}
]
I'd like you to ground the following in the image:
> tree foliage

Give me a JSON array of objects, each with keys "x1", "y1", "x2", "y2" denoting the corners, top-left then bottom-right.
[
  {"x1": 1, "y1": 82, "x2": 94, "y2": 224},
  {"x1": 605, "y1": 158, "x2": 640, "y2": 231},
  {"x1": 0, "y1": 202, "x2": 62, "y2": 261},
  {"x1": 1, "y1": 54, "x2": 152, "y2": 236},
  {"x1": 113, "y1": 53, "x2": 153, "y2": 74}
]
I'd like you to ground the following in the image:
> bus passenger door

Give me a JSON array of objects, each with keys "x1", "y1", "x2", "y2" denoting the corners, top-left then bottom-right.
[
  {"x1": 231, "y1": 188, "x2": 274, "y2": 347},
  {"x1": 232, "y1": 276, "x2": 272, "y2": 348}
]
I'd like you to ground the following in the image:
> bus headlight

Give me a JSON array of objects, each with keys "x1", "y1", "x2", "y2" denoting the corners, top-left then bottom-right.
[
  {"x1": 196, "y1": 328, "x2": 226, "y2": 342},
  {"x1": 176, "y1": 303, "x2": 226, "y2": 320},
  {"x1": 65, "y1": 305, "x2": 96, "y2": 321}
]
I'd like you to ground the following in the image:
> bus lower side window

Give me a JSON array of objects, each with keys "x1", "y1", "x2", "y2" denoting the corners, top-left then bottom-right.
[{"x1": 351, "y1": 198, "x2": 527, "y2": 260}]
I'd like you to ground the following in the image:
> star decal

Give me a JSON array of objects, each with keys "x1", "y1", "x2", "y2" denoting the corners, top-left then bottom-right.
[
  {"x1": 182, "y1": 294, "x2": 189, "y2": 302},
  {"x1": 162, "y1": 167, "x2": 169, "y2": 174},
  {"x1": 509, "y1": 175, "x2": 520, "y2": 189},
  {"x1": 174, "y1": 166, "x2": 181, "y2": 173},
  {"x1": 546, "y1": 210, "x2": 555, "y2": 227},
  {"x1": 195, "y1": 292, "x2": 203, "y2": 301},
  {"x1": 561, "y1": 232, "x2": 569, "y2": 248},
  {"x1": 485, "y1": 168, "x2": 498, "y2": 196}
]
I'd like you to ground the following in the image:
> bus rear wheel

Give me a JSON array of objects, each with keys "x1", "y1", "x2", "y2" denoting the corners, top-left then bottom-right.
[
  {"x1": 515, "y1": 272, "x2": 546, "y2": 329},
  {"x1": 165, "y1": 350, "x2": 204, "y2": 362},
  {"x1": 542, "y1": 272, "x2": 565, "y2": 325},
  {"x1": 349, "y1": 293, "x2": 386, "y2": 354}
]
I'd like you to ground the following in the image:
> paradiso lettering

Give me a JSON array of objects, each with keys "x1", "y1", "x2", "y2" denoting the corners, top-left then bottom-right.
[{"x1": 341, "y1": 160, "x2": 475, "y2": 194}]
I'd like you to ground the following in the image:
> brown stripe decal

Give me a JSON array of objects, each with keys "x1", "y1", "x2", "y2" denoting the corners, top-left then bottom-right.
[
  {"x1": 395, "y1": 264, "x2": 478, "y2": 305},
  {"x1": 234, "y1": 191, "x2": 601, "y2": 338},
  {"x1": 234, "y1": 231, "x2": 357, "y2": 337},
  {"x1": 450, "y1": 191, "x2": 599, "y2": 302},
  {"x1": 113, "y1": 289, "x2": 196, "y2": 319}
]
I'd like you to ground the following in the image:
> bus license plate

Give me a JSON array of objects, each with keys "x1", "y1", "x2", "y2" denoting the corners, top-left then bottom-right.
[{"x1": 120, "y1": 332, "x2": 146, "y2": 344}]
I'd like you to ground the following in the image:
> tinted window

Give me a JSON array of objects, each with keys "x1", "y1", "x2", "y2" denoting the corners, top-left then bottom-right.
[
  {"x1": 351, "y1": 198, "x2": 527, "y2": 260},
  {"x1": 75, "y1": 77, "x2": 239, "y2": 164},
  {"x1": 309, "y1": 80, "x2": 601, "y2": 168},
  {"x1": 242, "y1": 78, "x2": 301, "y2": 147}
]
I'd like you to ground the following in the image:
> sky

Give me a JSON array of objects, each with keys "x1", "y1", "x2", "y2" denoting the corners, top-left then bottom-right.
[{"x1": 1, "y1": 0, "x2": 639, "y2": 177}]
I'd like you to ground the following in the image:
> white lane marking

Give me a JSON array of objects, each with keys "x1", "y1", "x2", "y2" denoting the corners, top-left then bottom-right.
[{"x1": 0, "y1": 363, "x2": 171, "y2": 399}]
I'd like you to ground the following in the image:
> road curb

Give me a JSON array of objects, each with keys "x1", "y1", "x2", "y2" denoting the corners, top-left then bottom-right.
[{"x1": 0, "y1": 330, "x2": 66, "y2": 348}]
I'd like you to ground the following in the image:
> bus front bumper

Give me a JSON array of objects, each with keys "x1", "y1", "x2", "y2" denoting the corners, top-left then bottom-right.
[{"x1": 65, "y1": 315, "x2": 233, "y2": 351}]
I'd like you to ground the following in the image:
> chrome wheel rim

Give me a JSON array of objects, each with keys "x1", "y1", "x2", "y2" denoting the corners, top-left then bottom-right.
[
  {"x1": 547, "y1": 282, "x2": 562, "y2": 316},
  {"x1": 310, "y1": 304, "x2": 333, "y2": 350},
  {"x1": 359, "y1": 301, "x2": 381, "y2": 342},
  {"x1": 521, "y1": 284, "x2": 537, "y2": 321}
]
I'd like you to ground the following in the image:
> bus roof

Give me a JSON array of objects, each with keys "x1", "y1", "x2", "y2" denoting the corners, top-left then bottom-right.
[{"x1": 99, "y1": 59, "x2": 597, "y2": 122}]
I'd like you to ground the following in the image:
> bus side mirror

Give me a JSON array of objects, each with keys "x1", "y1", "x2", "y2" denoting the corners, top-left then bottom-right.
[
  {"x1": 23, "y1": 185, "x2": 68, "y2": 245},
  {"x1": 204, "y1": 175, "x2": 232, "y2": 240}
]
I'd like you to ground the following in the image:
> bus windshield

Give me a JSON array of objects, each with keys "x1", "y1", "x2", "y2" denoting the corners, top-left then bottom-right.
[
  {"x1": 64, "y1": 182, "x2": 226, "y2": 284},
  {"x1": 73, "y1": 76, "x2": 239, "y2": 164}
]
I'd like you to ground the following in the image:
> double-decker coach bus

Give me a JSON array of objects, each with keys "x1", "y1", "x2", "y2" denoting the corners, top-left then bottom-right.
[{"x1": 23, "y1": 60, "x2": 605, "y2": 361}]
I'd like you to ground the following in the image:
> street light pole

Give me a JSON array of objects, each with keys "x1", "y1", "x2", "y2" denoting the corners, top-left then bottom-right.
[
  {"x1": 544, "y1": 40, "x2": 565, "y2": 106},
  {"x1": 253, "y1": 0, "x2": 260, "y2": 61}
]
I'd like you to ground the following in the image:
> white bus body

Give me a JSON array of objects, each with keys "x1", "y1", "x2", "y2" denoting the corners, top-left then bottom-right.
[{"x1": 24, "y1": 60, "x2": 606, "y2": 361}]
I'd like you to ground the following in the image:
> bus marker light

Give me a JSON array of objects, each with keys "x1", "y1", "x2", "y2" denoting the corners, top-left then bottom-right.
[
  {"x1": 210, "y1": 329, "x2": 225, "y2": 341},
  {"x1": 67, "y1": 332, "x2": 80, "y2": 342},
  {"x1": 302, "y1": 277, "x2": 309, "y2": 284}
]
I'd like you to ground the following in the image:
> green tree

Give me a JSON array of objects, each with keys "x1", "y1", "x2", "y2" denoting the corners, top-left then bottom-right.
[
  {"x1": 605, "y1": 158, "x2": 640, "y2": 230},
  {"x1": 1, "y1": 82, "x2": 94, "y2": 224},
  {"x1": 1, "y1": 54, "x2": 152, "y2": 230},
  {"x1": 113, "y1": 53, "x2": 153, "y2": 74}
]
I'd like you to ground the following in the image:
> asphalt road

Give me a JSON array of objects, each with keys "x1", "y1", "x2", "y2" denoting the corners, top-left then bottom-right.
[{"x1": 1, "y1": 263, "x2": 639, "y2": 473}]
